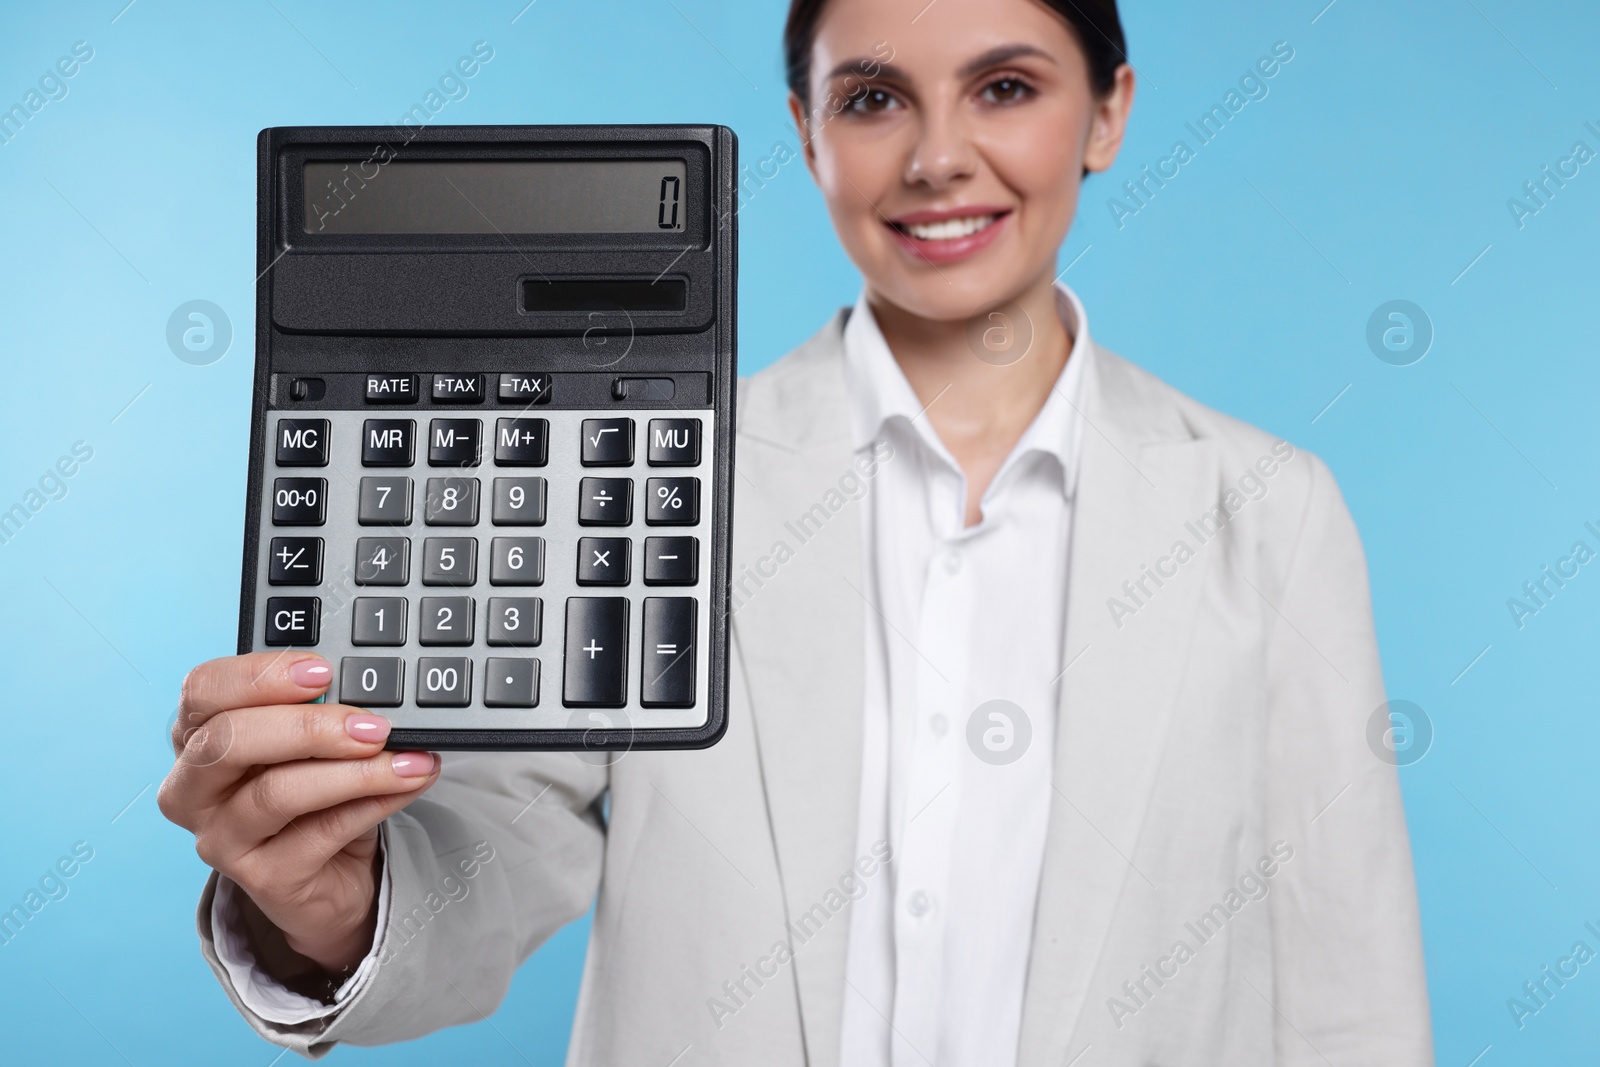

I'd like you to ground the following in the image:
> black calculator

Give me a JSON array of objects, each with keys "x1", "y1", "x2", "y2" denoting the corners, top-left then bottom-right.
[{"x1": 238, "y1": 125, "x2": 735, "y2": 751}]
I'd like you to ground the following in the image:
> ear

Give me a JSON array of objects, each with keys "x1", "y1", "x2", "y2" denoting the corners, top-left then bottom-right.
[
  {"x1": 1082, "y1": 65, "x2": 1136, "y2": 174},
  {"x1": 787, "y1": 92, "x2": 821, "y2": 178}
]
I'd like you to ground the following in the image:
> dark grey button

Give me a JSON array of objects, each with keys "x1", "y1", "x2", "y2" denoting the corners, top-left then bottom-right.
[
  {"x1": 351, "y1": 597, "x2": 406, "y2": 646},
  {"x1": 340, "y1": 657, "x2": 404, "y2": 706},
  {"x1": 365, "y1": 374, "x2": 418, "y2": 404},
  {"x1": 578, "y1": 477, "x2": 631, "y2": 525},
  {"x1": 424, "y1": 477, "x2": 480, "y2": 526},
  {"x1": 485, "y1": 657, "x2": 539, "y2": 707},
  {"x1": 275, "y1": 419, "x2": 329, "y2": 466},
  {"x1": 645, "y1": 477, "x2": 699, "y2": 525},
  {"x1": 647, "y1": 418, "x2": 700, "y2": 466},
  {"x1": 265, "y1": 597, "x2": 320, "y2": 645},
  {"x1": 577, "y1": 536, "x2": 630, "y2": 586},
  {"x1": 492, "y1": 477, "x2": 546, "y2": 526},
  {"x1": 422, "y1": 537, "x2": 477, "y2": 586},
  {"x1": 490, "y1": 537, "x2": 545, "y2": 585},
  {"x1": 428, "y1": 419, "x2": 481, "y2": 467},
  {"x1": 643, "y1": 536, "x2": 698, "y2": 586},
  {"x1": 487, "y1": 597, "x2": 542, "y2": 647},
  {"x1": 358, "y1": 477, "x2": 412, "y2": 526},
  {"x1": 563, "y1": 597, "x2": 628, "y2": 708},
  {"x1": 498, "y1": 373, "x2": 551, "y2": 404},
  {"x1": 641, "y1": 597, "x2": 696, "y2": 707},
  {"x1": 432, "y1": 374, "x2": 483, "y2": 403},
  {"x1": 355, "y1": 537, "x2": 410, "y2": 586},
  {"x1": 494, "y1": 418, "x2": 549, "y2": 466},
  {"x1": 272, "y1": 478, "x2": 326, "y2": 526},
  {"x1": 268, "y1": 537, "x2": 323, "y2": 585},
  {"x1": 581, "y1": 418, "x2": 633, "y2": 466},
  {"x1": 416, "y1": 657, "x2": 471, "y2": 707},
  {"x1": 418, "y1": 596, "x2": 475, "y2": 646},
  {"x1": 361, "y1": 419, "x2": 415, "y2": 467}
]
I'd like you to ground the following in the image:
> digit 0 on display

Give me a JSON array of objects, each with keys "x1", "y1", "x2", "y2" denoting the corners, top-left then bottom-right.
[{"x1": 241, "y1": 125, "x2": 736, "y2": 750}]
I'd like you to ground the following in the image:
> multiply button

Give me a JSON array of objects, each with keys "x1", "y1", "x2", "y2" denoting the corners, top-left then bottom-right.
[
  {"x1": 432, "y1": 374, "x2": 483, "y2": 403},
  {"x1": 275, "y1": 419, "x2": 329, "y2": 466},
  {"x1": 641, "y1": 597, "x2": 696, "y2": 707},
  {"x1": 647, "y1": 419, "x2": 700, "y2": 466},
  {"x1": 578, "y1": 477, "x2": 632, "y2": 525},
  {"x1": 362, "y1": 420, "x2": 415, "y2": 466},
  {"x1": 563, "y1": 597, "x2": 628, "y2": 707},
  {"x1": 265, "y1": 597, "x2": 320, "y2": 645},
  {"x1": 268, "y1": 537, "x2": 323, "y2": 585},
  {"x1": 494, "y1": 418, "x2": 549, "y2": 466},
  {"x1": 576, "y1": 537, "x2": 630, "y2": 586},
  {"x1": 581, "y1": 418, "x2": 633, "y2": 466},
  {"x1": 498, "y1": 373, "x2": 551, "y2": 404},
  {"x1": 428, "y1": 419, "x2": 481, "y2": 467},
  {"x1": 366, "y1": 374, "x2": 418, "y2": 403}
]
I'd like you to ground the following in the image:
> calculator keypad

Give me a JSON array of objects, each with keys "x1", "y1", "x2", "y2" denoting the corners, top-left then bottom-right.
[{"x1": 254, "y1": 407, "x2": 713, "y2": 730}]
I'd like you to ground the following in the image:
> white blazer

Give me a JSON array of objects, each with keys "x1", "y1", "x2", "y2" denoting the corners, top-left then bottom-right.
[{"x1": 197, "y1": 313, "x2": 1434, "y2": 1065}]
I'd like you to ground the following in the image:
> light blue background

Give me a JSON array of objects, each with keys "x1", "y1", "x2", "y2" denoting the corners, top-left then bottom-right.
[{"x1": 0, "y1": 1, "x2": 1595, "y2": 1063}]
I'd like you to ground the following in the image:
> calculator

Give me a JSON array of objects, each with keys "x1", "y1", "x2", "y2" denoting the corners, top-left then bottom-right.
[{"x1": 238, "y1": 125, "x2": 735, "y2": 751}]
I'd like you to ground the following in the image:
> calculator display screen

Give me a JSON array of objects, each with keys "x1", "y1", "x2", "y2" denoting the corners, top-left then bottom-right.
[{"x1": 304, "y1": 159, "x2": 688, "y2": 235}]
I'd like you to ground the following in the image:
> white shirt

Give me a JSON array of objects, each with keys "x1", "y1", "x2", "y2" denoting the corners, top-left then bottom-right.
[
  {"x1": 215, "y1": 284, "x2": 1091, "y2": 1062},
  {"x1": 838, "y1": 283, "x2": 1087, "y2": 1067}
]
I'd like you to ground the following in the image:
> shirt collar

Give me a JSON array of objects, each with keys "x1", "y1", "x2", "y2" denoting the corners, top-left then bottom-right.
[{"x1": 841, "y1": 280, "x2": 1092, "y2": 501}]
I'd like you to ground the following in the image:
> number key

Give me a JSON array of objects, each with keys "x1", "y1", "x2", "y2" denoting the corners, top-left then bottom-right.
[
  {"x1": 424, "y1": 477, "x2": 480, "y2": 525},
  {"x1": 352, "y1": 597, "x2": 407, "y2": 646},
  {"x1": 340, "y1": 657, "x2": 404, "y2": 707},
  {"x1": 417, "y1": 657, "x2": 471, "y2": 707},
  {"x1": 490, "y1": 537, "x2": 545, "y2": 585},
  {"x1": 487, "y1": 597, "x2": 541, "y2": 647},
  {"x1": 355, "y1": 537, "x2": 410, "y2": 586},
  {"x1": 419, "y1": 596, "x2": 475, "y2": 645},
  {"x1": 422, "y1": 537, "x2": 477, "y2": 586},
  {"x1": 492, "y1": 477, "x2": 546, "y2": 526},
  {"x1": 359, "y1": 476, "x2": 413, "y2": 526}
]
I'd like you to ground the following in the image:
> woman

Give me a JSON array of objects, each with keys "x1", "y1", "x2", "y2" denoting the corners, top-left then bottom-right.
[{"x1": 160, "y1": 0, "x2": 1433, "y2": 1063}]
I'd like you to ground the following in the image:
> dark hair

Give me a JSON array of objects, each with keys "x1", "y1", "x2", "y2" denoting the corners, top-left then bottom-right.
[{"x1": 783, "y1": 0, "x2": 1127, "y2": 108}]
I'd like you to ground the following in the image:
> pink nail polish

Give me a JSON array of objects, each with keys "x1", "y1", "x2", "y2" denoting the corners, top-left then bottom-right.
[
  {"x1": 392, "y1": 752, "x2": 438, "y2": 778},
  {"x1": 289, "y1": 658, "x2": 333, "y2": 688},
  {"x1": 345, "y1": 714, "x2": 389, "y2": 742}
]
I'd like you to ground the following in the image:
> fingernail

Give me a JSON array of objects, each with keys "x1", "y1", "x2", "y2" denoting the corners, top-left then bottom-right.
[
  {"x1": 289, "y1": 658, "x2": 333, "y2": 688},
  {"x1": 392, "y1": 752, "x2": 438, "y2": 778},
  {"x1": 345, "y1": 714, "x2": 390, "y2": 742}
]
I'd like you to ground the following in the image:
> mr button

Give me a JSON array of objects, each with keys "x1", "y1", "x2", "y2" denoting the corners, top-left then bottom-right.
[{"x1": 264, "y1": 597, "x2": 320, "y2": 645}]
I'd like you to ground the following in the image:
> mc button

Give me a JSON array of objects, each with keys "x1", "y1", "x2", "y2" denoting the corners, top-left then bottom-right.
[{"x1": 275, "y1": 419, "x2": 329, "y2": 466}]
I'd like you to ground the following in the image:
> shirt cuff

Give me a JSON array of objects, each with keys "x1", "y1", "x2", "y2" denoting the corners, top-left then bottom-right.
[{"x1": 208, "y1": 825, "x2": 392, "y2": 1026}]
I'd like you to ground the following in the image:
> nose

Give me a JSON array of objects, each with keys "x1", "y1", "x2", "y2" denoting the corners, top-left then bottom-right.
[{"x1": 902, "y1": 99, "x2": 977, "y2": 190}]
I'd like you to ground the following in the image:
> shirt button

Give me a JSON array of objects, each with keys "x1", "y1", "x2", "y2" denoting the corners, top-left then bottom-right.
[
  {"x1": 943, "y1": 549, "x2": 962, "y2": 574},
  {"x1": 929, "y1": 713, "x2": 949, "y2": 737},
  {"x1": 907, "y1": 890, "x2": 932, "y2": 917}
]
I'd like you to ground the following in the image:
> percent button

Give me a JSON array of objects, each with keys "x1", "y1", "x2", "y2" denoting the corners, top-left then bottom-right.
[{"x1": 645, "y1": 477, "x2": 700, "y2": 526}]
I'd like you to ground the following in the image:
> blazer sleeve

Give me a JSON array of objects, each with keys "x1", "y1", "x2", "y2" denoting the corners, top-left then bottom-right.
[
  {"x1": 195, "y1": 749, "x2": 608, "y2": 1059},
  {"x1": 1263, "y1": 454, "x2": 1434, "y2": 1066}
]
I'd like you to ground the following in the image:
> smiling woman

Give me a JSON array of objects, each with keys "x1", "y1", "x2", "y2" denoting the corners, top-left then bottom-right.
[{"x1": 169, "y1": 1, "x2": 1433, "y2": 1064}]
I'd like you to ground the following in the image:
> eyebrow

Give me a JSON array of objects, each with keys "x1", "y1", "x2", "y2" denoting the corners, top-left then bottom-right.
[{"x1": 821, "y1": 44, "x2": 1058, "y2": 85}]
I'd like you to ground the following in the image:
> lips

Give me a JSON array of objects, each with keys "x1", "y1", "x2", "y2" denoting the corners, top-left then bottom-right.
[{"x1": 886, "y1": 207, "x2": 1012, "y2": 266}]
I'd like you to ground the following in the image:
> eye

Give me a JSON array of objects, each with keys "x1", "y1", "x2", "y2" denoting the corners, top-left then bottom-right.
[
  {"x1": 844, "y1": 86, "x2": 899, "y2": 113},
  {"x1": 979, "y1": 76, "x2": 1033, "y2": 105}
]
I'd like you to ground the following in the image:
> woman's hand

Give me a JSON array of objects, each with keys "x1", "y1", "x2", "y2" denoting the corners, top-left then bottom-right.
[{"x1": 159, "y1": 651, "x2": 440, "y2": 976}]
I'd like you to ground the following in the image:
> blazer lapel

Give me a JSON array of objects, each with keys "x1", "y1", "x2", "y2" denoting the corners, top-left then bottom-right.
[
  {"x1": 1018, "y1": 343, "x2": 1220, "y2": 1065},
  {"x1": 732, "y1": 314, "x2": 866, "y2": 1067}
]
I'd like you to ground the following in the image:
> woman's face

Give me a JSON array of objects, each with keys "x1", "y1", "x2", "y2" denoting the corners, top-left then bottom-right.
[{"x1": 793, "y1": 0, "x2": 1134, "y2": 323}]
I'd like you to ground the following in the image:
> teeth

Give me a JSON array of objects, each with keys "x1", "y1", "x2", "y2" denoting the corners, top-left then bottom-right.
[{"x1": 903, "y1": 214, "x2": 997, "y2": 241}]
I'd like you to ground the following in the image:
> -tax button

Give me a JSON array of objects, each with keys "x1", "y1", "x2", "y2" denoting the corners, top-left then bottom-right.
[
  {"x1": 498, "y1": 373, "x2": 552, "y2": 404},
  {"x1": 366, "y1": 374, "x2": 418, "y2": 403}
]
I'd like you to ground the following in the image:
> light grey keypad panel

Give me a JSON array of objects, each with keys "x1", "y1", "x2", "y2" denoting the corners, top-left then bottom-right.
[{"x1": 251, "y1": 409, "x2": 713, "y2": 731}]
